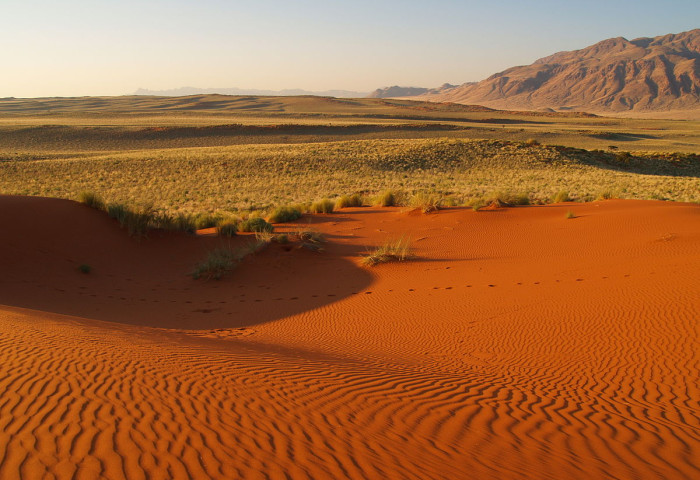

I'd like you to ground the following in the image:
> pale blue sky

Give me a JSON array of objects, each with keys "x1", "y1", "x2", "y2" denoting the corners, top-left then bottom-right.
[{"x1": 2, "y1": 0, "x2": 698, "y2": 97}]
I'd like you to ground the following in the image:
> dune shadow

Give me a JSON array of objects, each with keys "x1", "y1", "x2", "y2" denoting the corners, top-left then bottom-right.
[{"x1": 0, "y1": 196, "x2": 374, "y2": 330}]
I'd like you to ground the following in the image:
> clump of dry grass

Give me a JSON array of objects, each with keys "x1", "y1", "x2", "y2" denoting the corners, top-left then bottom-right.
[
  {"x1": 310, "y1": 198, "x2": 335, "y2": 214},
  {"x1": 552, "y1": 190, "x2": 571, "y2": 203},
  {"x1": 268, "y1": 205, "x2": 302, "y2": 223},
  {"x1": 78, "y1": 191, "x2": 105, "y2": 210},
  {"x1": 374, "y1": 190, "x2": 398, "y2": 207},
  {"x1": 335, "y1": 194, "x2": 364, "y2": 209},
  {"x1": 238, "y1": 216, "x2": 273, "y2": 233},
  {"x1": 191, "y1": 233, "x2": 272, "y2": 280},
  {"x1": 362, "y1": 237, "x2": 411, "y2": 266},
  {"x1": 410, "y1": 192, "x2": 442, "y2": 213},
  {"x1": 216, "y1": 221, "x2": 239, "y2": 237},
  {"x1": 291, "y1": 228, "x2": 326, "y2": 252},
  {"x1": 565, "y1": 210, "x2": 576, "y2": 219}
]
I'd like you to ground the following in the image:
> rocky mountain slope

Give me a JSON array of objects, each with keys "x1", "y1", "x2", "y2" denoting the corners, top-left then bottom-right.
[{"x1": 401, "y1": 29, "x2": 700, "y2": 116}]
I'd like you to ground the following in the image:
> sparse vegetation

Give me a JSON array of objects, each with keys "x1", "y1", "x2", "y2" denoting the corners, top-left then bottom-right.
[
  {"x1": 78, "y1": 264, "x2": 92, "y2": 274},
  {"x1": 565, "y1": 210, "x2": 576, "y2": 219},
  {"x1": 363, "y1": 237, "x2": 412, "y2": 266}
]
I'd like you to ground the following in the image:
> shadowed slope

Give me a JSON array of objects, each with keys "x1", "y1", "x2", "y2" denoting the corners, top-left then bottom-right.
[{"x1": 0, "y1": 195, "x2": 371, "y2": 329}]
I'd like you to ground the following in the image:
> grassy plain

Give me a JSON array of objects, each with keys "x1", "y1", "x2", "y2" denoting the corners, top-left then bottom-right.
[{"x1": 0, "y1": 95, "x2": 698, "y2": 213}]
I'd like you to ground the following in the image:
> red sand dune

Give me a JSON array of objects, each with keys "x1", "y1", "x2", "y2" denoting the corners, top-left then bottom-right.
[{"x1": 0, "y1": 195, "x2": 698, "y2": 479}]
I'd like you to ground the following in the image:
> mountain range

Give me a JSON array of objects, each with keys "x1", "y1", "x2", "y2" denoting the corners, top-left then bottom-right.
[{"x1": 379, "y1": 29, "x2": 700, "y2": 117}]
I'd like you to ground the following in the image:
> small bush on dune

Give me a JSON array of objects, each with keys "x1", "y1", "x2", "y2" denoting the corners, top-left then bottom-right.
[
  {"x1": 565, "y1": 210, "x2": 576, "y2": 219},
  {"x1": 335, "y1": 194, "x2": 364, "y2": 209},
  {"x1": 310, "y1": 198, "x2": 335, "y2": 214},
  {"x1": 410, "y1": 192, "x2": 442, "y2": 213},
  {"x1": 268, "y1": 205, "x2": 302, "y2": 223},
  {"x1": 238, "y1": 216, "x2": 273, "y2": 233},
  {"x1": 78, "y1": 264, "x2": 91, "y2": 274},
  {"x1": 191, "y1": 248, "x2": 238, "y2": 280},
  {"x1": 78, "y1": 191, "x2": 105, "y2": 210},
  {"x1": 525, "y1": 138, "x2": 540, "y2": 146},
  {"x1": 552, "y1": 190, "x2": 571, "y2": 203},
  {"x1": 362, "y1": 237, "x2": 411, "y2": 266}
]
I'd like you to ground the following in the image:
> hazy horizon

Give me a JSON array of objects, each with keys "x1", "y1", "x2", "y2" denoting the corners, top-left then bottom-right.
[{"x1": 3, "y1": 0, "x2": 699, "y2": 98}]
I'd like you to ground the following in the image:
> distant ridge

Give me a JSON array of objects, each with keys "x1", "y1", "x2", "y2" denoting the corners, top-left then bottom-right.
[
  {"x1": 386, "y1": 29, "x2": 700, "y2": 117},
  {"x1": 134, "y1": 86, "x2": 369, "y2": 98},
  {"x1": 368, "y1": 84, "x2": 459, "y2": 98}
]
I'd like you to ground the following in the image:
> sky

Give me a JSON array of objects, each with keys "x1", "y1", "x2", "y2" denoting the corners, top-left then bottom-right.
[{"x1": 2, "y1": 0, "x2": 698, "y2": 97}]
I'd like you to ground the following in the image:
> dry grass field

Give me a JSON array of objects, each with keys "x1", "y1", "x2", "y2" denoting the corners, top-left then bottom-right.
[{"x1": 0, "y1": 95, "x2": 698, "y2": 214}]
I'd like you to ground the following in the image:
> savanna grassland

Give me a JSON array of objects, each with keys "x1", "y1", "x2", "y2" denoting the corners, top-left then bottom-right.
[{"x1": 1, "y1": 94, "x2": 698, "y2": 214}]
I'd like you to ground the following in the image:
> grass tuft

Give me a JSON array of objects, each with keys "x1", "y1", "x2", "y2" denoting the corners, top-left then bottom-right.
[
  {"x1": 362, "y1": 237, "x2": 411, "y2": 266},
  {"x1": 238, "y1": 216, "x2": 273, "y2": 233},
  {"x1": 552, "y1": 190, "x2": 571, "y2": 203},
  {"x1": 375, "y1": 190, "x2": 397, "y2": 207},
  {"x1": 410, "y1": 192, "x2": 442, "y2": 213},
  {"x1": 78, "y1": 191, "x2": 105, "y2": 210},
  {"x1": 78, "y1": 264, "x2": 92, "y2": 274},
  {"x1": 565, "y1": 210, "x2": 576, "y2": 219},
  {"x1": 268, "y1": 205, "x2": 302, "y2": 223},
  {"x1": 335, "y1": 194, "x2": 364, "y2": 209},
  {"x1": 310, "y1": 198, "x2": 335, "y2": 214},
  {"x1": 217, "y1": 221, "x2": 239, "y2": 237}
]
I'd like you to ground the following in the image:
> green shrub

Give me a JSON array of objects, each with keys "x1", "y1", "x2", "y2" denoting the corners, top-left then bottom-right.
[
  {"x1": 78, "y1": 191, "x2": 105, "y2": 210},
  {"x1": 78, "y1": 264, "x2": 91, "y2": 274},
  {"x1": 335, "y1": 194, "x2": 364, "y2": 209},
  {"x1": 410, "y1": 192, "x2": 442, "y2": 213},
  {"x1": 552, "y1": 190, "x2": 571, "y2": 203},
  {"x1": 268, "y1": 205, "x2": 302, "y2": 223},
  {"x1": 362, "y1": 237, "x2": 411, "y2": 266},
  {"x1": 310, "y1": 198, "x2": 335, "y2": 214},
  {"x1": 239, "y1": 217, "x2": 273, "y2": 233}
]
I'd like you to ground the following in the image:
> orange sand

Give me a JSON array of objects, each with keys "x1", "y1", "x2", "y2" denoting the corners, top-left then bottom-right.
[{"x1": 0, "y1": 195, "x2": 698, "y2": 479}]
